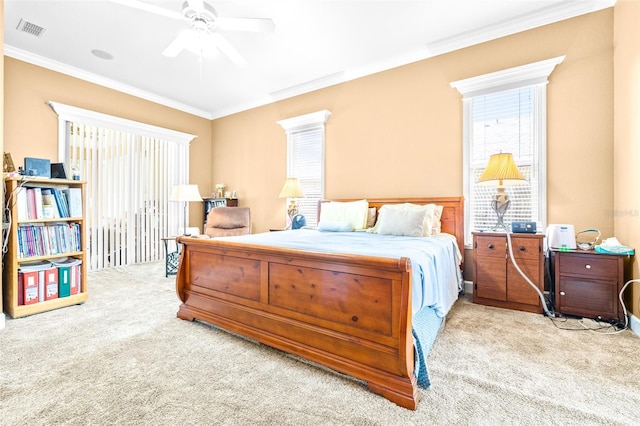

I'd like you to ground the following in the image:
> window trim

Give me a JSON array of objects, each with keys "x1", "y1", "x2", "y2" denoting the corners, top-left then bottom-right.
[
  {"x1": 277, "y1": 110, "x2": 331, "y2": 226},
  {"x1": 450, "y1": 56, "x2": 564, "y2": 247}
]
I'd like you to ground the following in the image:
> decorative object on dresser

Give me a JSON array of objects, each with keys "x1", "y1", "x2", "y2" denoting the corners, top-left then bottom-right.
[
  {"x1": 477, "y1": 153, "x2": 526, "y2": 231},
  {"x1": 3, "y1": 176, "x2": 88, "y2": 318},
  {"x1": 278, "y1": 177, "x2": 304, "y2": 230},
  {"x1": 169, "y1": 184, "x2": 203, "y2": 236},
  {"x1": 550, "y1": 249, "x2": 632, "y2": 322},
  {"x1": 473, "y1": 231, "x2": 545, "y2": 313}
]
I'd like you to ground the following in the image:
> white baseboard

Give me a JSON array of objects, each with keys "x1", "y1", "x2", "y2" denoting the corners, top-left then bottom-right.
[
  {"x1": 463, "y1": 280, "x2": 473, "y2": 295},
  {"x1": 629, "y1": 313, "x2": 640, "y2": 337},
  {"x1": 0, "y1": 313, "x2": 5, "y2": 330}
]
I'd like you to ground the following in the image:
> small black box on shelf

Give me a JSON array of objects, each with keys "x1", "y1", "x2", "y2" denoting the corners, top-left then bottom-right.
[{"x1": 511, "y1": 221, "x2": 537, "y2": 234}]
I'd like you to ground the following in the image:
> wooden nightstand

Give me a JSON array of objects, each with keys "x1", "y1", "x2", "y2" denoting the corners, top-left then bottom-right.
[
  {"x1": 472, "y1": 232, "x2": 545, "y2": 313},
  {"x1": 550, "y1": 250, "x2": 632, "y2": 321}
]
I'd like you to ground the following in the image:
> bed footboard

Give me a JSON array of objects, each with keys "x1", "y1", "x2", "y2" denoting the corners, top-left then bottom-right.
[{"x1": 175, "y1": 237, "x2": 419, "y2": 409}]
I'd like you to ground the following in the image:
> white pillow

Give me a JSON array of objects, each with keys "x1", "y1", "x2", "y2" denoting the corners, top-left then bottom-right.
[
  {"x1": 432, "y1": 205, "x2": 444, "y2": 234},
  {"x1": 421, "y1": 204, "x2": 445, "y2": 236},
  {"x1": 320, "y1": 199, "x2": 369, "y2": 230},
  {"x1": 376, "y1": 205, "x2": 427, "y2": 237},
  {"x1": 369, "y1": 203, "x2": 437, "y2": 235}
]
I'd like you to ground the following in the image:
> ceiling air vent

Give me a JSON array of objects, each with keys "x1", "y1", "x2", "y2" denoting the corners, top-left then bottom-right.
[{"x1": 16, "y1": 19, "x2": 46, "y2": 37}]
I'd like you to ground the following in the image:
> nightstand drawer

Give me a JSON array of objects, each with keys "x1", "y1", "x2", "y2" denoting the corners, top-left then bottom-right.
[
  {"x1": 475, "y1": 235, "x2": 506, "y2": 258},
  {"x1": 509, "y1": 237, "x2": 541, "y2": 262},
  {"x1": 559, "y1": 254, "x2": 618, "y2": 279}
]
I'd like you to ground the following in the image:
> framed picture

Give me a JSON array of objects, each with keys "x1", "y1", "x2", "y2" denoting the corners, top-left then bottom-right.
[{"x1": 3, "y1": 152, "x2": 15, "y2": 172}]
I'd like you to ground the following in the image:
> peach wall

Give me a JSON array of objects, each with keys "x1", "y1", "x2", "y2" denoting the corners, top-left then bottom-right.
[
  {"x1": 614, "y1": 0, "x2": 640, "y2": 318},
  {"x1": 3, "y1": 57, "x2": 213, "y2": 228},
  {"x1": 3, "y1": 9, "x2": 617, "y2": 265},
  {"x1": 212, "y1": 10, "x2": 615, "y2": 242}
]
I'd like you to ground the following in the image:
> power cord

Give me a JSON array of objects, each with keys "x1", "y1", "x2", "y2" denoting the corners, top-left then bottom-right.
[
  {"x1": 505, "y1": 230, "x2": 554, "y2": 317},
  {"x1": 505, "y1": 229, "x2": 635, "y2": 334}
]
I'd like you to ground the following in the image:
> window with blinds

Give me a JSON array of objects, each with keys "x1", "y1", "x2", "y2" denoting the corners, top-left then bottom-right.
[
  {"x1": 451, "y1": 56, "x2": 564, "y2": 246},
  {"x1": 288, "y1": 127, "x2": 324, "y2": 226},
  {"x1": 469, "y1": 87, "x2": 539, "y2": 233},
  {"x1": 278, "y1": 110, "x2": 331, "y2": 228}
]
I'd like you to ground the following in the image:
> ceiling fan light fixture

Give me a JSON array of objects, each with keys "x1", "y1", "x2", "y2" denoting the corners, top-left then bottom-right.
[
  {"x1": 183, "y1": 0, "x2": 217, "y2": 24},
  {"x1": 185, "y1": 32, "x2": 219, "y2": 58}
]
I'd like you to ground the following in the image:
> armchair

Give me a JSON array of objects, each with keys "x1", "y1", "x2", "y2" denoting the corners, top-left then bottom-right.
[{"x1": 202, "y1": 207, "x2": 251, "y2": 238}]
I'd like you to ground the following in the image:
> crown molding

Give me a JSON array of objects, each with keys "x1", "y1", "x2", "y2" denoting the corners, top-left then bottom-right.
[
  {"x1": 427, "y1": 0, "x2": 616, "y2": 56},
  {"x1": 450, "y1": 56, "x2": 566, "y2": 98},
  {"x1": 4, "y1": 45, "x2": 214, "y2": 120}
]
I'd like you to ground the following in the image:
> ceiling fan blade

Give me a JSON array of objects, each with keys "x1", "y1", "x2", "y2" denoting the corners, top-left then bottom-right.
[
  {"x1": 162, "y1": 32, "x2": 190, "y2": 57},
  {"x1": 187, "y1": 0, "x2": 205, "y2": 12},
  {"x1": 210, "y1": 33, "x2": 248, "y2": 67},
  {"x1": 109, "y1": 0, "x2": 183, "y2": 20},
  {"x1": 216, "y1": 17, "x2": 275, "y2": 33}
]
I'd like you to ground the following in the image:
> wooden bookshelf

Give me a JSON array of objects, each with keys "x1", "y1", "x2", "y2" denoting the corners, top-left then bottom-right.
[{"x1": 2, "y1": 176, "x2": 88, "y2": 318}]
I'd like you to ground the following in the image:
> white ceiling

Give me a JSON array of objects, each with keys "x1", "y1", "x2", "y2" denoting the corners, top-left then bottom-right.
[{"x1": 4, "y1": 0, "x2": 615, "y2": 119}]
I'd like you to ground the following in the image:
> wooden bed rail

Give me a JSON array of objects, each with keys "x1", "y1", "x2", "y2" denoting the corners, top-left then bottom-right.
[{"x1": 175, "y1": 237, "x2": 419, "y2": 409}]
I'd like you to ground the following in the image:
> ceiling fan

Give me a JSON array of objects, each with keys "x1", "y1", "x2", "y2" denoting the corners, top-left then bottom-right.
[{"x1": 111, "y1": 0, "x2": 274, "y2": 66}]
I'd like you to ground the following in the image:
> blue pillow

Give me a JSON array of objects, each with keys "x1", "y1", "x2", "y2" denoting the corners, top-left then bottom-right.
[{"x1": 317, "y1": 221, "x2": 354, "y2": 232}]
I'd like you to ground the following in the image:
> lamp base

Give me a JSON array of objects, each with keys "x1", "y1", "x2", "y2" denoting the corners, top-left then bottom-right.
[
  {"x1": 489, "y1": 188, "x2": 511, "y2": 231},
  {"x1": 285, "y1": 200, "x2": 299, "y2": 230}
]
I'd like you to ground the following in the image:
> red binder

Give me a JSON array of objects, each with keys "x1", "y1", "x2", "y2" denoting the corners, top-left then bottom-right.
[
  {"x1": 43, "y1": 267, "x2": 59, "y2": 299},
  {"x1": 21, "y1": 270, "x2": 39, "y2": 305}
]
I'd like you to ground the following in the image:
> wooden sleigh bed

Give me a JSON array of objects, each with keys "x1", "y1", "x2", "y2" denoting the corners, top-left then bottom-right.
[{"x1": 175, "y1": 197, "x2": 464, "y2": 410}]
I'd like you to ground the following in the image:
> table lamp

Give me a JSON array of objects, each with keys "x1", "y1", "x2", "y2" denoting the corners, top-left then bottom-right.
[
  {"x1": 170, "y1": 184, "x2": 203, "y2": 235},
  {"x1": 477, "y1": 152, "x2": 526, "y2": 231},
  {"x1": 279, "y1": 177, "x2": 305, "y2": 229}
]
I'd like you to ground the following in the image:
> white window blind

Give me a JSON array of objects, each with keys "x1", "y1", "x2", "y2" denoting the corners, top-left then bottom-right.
[
  {"x1": 470, "y1": 87, "x2": 538, "y2": 232},
  {"x1": 48, "y1": 102, "x2": 194, "y2": 270},
  {"x1": 278, "y1": 110, "x2": 331, "y2": 227},
  {"x1": 288, "y1": 127, "x2": 324, "y2": 226}
]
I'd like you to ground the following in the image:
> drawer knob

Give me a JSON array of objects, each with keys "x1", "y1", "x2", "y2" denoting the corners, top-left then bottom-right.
[
  {"x1": 560, "y1": 291, "x2": 566, "y2": 296},
  {"x1": 488, "y1": 244, "x2": 494, "y2": 249},
  {"x1": 585, "y1": 264, "x2": 591, "y2": 269},
  {"x1": 519, "y1": 246, "x2": 526, "y2": 251}
]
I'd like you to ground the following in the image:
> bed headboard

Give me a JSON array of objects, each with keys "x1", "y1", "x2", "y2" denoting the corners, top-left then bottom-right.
[{"x1": 318, "y1": 197, "x2": 465, "y2": 265}]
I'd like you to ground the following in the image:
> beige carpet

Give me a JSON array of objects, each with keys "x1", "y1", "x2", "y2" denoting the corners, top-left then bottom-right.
[{"x1": 1, "y1": 261, "x2": 638, "y2": 425}]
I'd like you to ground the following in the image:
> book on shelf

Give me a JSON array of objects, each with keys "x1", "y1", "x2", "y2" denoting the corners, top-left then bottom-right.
[
  {"x1": 14, "y1": 185, "x2": 80, "y2": 220},
  {"x1": 63, "y1": 187, "x2": 83, "y2": 217},
  {"x1": 17, "y1": 223, "x2": 81, "y2": 258},
  {"x1": 41, "y1": 188, "x2": 60, "y2": 218},
  {"x1": 16, "y1": 186, "x2": 29, "y2": 221}
]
